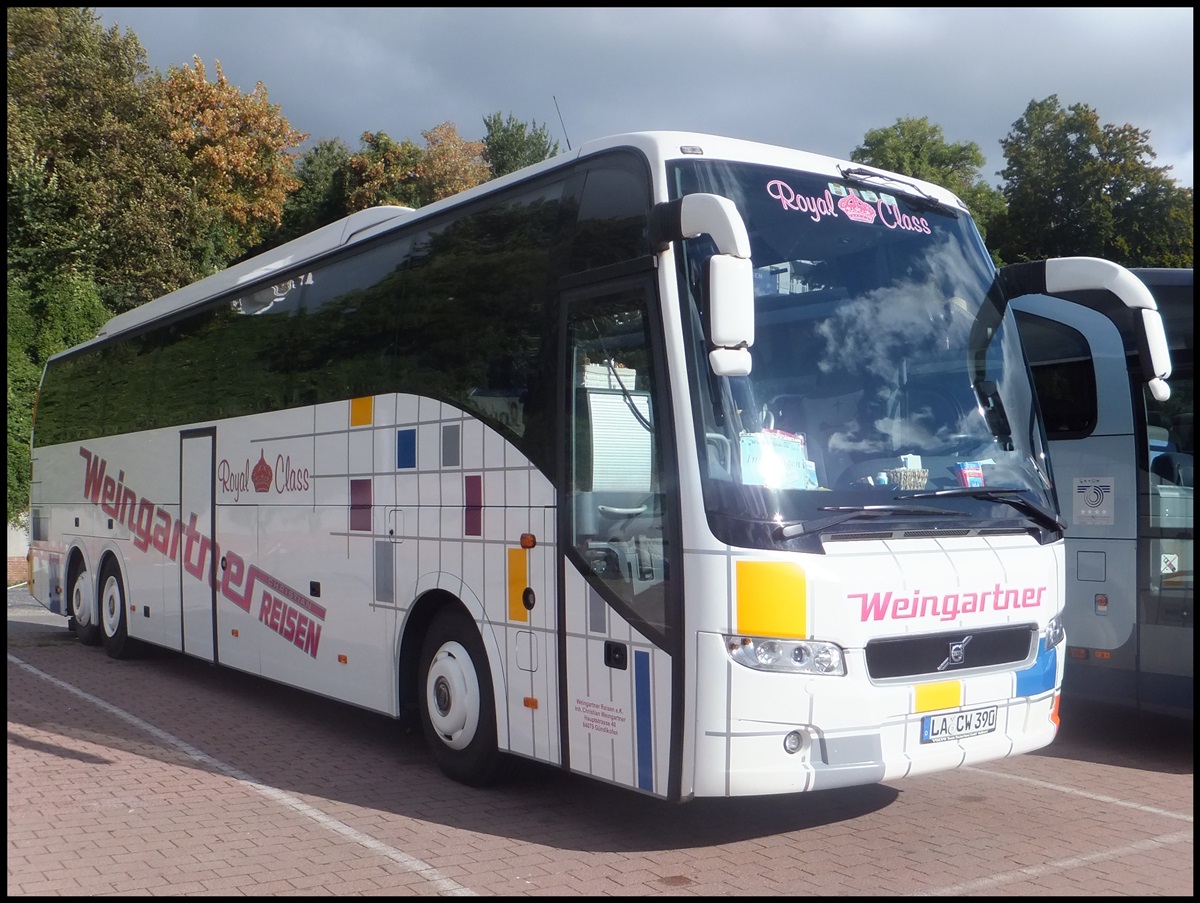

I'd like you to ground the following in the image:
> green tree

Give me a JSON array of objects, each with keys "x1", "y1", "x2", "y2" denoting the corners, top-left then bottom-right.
[
  {"x1": 990, "y1": 95, "x2": 1193, "y2": 266},
  {"x1": 8, "y1": 7, "x2": 158, "y2": 309},
  {"x1": 482, "y1": 112, "x2": 560, "y2": 178},
  {"x1": 851, "y1": 116, "x2": 1006, "y2": 251},
  {"x1": 7, "y1": 275, "x2": 110, "y2": 524},
  {"x1": 274, "y1": 138, "x2": 354, "y2": 245},
  {"x1": 7, "y1": 8, "x2": 313, "y2": 525},
  {"x1": 343, "y1": 130, "x2": 425, "y2": 210},
  {"x1": 341, "y1": 124, "x2": 490, "y2": 212}
]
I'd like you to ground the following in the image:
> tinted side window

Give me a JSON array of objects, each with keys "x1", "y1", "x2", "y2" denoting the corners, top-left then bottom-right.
[
  {"x1": 568, "y1": 154, "x2": 652, "y2": 272},
  {"x1": 1015, "y1": 311, "x2": 1098, "y2": 438},
  {"x1": 378, "y1": 182, "x2": 567, "y2": 472}
]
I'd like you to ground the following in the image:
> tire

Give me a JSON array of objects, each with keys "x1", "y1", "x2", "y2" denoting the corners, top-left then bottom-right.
[
  {"x1": 417, "y1": 607, "x2": 507, "y2": 787},
  {"x1": 99, "y1": 559, "x2": 133, "y2": 659},
  {"x1": 69, "y1": 561, "x2": 102, "y2": 647}
]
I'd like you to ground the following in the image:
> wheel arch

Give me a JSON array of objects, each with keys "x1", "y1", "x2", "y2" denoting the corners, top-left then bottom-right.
[
  {"x1": 65, "y1": 544, "x2": 90, "y2": 588},
  {"x1": 65, "y1": 544, "x2": 94, "y2": 618},
  {"x1": 93, "y1": 546, "x2": 129, "y2": 613},
  {"x1": 95, "y1": 547, "x2": 125, "y2": 584},
  {"x1": 397, "y1": 585, "x2": 509, "y2": 746}
]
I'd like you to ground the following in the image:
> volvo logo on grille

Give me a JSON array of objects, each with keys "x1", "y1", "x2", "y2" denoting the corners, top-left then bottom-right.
[{"x1": 937, "y1": 635, "x2": 973, "y2": 671}]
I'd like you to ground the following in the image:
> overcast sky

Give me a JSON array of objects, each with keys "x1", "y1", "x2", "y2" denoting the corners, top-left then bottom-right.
[{"x1": 95, "y1": 7, "x2": 1193, "y2": 190}]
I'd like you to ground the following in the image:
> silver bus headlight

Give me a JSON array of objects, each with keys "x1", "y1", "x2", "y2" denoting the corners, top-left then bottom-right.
[
  {"x1": 724, "y1": 635, "x2": 846, "y2": 675},
  {"x1": 1045, "y1": 614, "x2": 1065, "y2": 651}
]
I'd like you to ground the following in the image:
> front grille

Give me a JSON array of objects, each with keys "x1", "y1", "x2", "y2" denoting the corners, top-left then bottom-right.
[{"x1": 865, "y1": 623, "x2": 1037, "y2": 680}]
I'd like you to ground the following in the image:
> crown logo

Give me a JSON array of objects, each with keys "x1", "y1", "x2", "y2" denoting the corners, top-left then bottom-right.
[
  {"x1": 252, "y1": 451, "x2": 273, "y2": 493},
  {"x1": 838, "y1": 192, "x2": 876, "y2": 223}
]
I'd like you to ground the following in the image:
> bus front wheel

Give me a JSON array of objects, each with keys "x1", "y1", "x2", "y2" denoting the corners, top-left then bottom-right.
[
  {"x1": 69, "y1": 562, "x2": 102, "y2": 647},
  {"x1": 417, "y1": 608, "x2": 506, "y2": 787}
]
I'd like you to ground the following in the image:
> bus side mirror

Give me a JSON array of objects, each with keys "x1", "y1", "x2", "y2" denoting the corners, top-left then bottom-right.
[
  {"x1": 651, "y1": 193, "x2": 755, "y2": 377},
  {"x1": 707, "y1": 254, "x2": 754, "y2": 376},
  {"x1": 1001, "y1": 257, "x2": 1173, "y2": 401},
  {"x1": 1137, "y1": 307, "x2": 1171, "y2": 402}
]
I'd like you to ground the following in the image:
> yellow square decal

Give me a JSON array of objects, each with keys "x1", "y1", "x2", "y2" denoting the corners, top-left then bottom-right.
[
  {"x1": 350, "y1": 396, "x2": 374, "y2": 426},
  {"x1": 735, "y1": 560, "x2": 807, "y2": 639},
  {"x1": 508, "y1": 547, "x2": 529, "y2": 622}
]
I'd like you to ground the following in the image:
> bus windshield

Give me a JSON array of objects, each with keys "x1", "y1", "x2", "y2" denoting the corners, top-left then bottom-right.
[{"x1": 671, "y1": 160, "x2": 1054, "y2": 546}]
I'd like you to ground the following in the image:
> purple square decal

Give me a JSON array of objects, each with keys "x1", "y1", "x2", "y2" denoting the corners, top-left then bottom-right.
[{"x1": 350, "y1": 478, "x2": 372, "y2": 531}]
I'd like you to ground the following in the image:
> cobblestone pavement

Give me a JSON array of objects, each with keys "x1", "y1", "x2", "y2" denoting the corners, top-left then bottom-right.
[{"x1": 8, "y1": 586, "x2": 1193, "y2": 896}]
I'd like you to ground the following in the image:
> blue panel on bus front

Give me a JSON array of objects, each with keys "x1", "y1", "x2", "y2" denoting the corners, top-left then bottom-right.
[{"x1": 1015, "y1": 640, "x2": 1058, "y2": 697}]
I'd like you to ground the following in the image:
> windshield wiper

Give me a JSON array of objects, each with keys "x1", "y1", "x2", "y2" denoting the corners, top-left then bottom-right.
[
  {"x1": 836, "y1": 166, "x2": 958, "y2": 216},
  {"x1": 908, "y1": 487, "x2": 1065, "y2": 532},
  {"x1": 777, "y1": 504, "x2": 970, "y2": 539}
]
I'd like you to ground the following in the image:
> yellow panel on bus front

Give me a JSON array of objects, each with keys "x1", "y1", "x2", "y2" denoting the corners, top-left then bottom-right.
[
  {"x1": 913, "y1": 680, "x2": 963, "y2": 713},
  {"x1": 735, "y1": 560, "x2": 807, "y2": 638}
]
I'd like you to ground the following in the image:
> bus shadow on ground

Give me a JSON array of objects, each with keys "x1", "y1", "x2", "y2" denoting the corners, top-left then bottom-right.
[
  {"x1": 1035, "y1": 698, "x2": 1193, "y2": 774},
  {"x1": 7, "y1": 610, "x2": 901, "y2": 850}
]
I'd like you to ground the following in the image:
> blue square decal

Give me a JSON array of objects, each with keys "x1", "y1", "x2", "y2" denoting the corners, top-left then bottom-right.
[{"x1": 397, "y1": 428, "x2": 417, "y2": 469}]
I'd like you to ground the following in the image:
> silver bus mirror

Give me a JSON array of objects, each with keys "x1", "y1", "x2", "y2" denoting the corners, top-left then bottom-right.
[
  {"x1": 1001, "y1": 256, "x2": 1173, "y2": 401},
  {"x1": 651, "y1": 193, "x2": 755, "y2": 377}
]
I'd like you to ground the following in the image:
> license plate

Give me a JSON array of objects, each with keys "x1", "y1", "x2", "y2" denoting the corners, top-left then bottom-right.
[{"x1": 920, "y1": 705, "x2": 998, "y2": 743}]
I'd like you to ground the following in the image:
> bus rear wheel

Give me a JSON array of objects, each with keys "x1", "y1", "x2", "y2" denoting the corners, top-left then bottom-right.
[
  {"x1": 69, "y1": 562, "x2": 102, "y2": 647},
  {"x1": 417, "y1": 608, "x2": 506, "y2": 787},
  {"x1": 99, "y1": 560, "x2": 133, "y2": 659}
]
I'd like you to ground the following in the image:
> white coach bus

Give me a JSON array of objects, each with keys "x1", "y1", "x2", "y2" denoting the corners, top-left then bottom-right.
[
  {"x1": 1013, "y1": 268, "x2": 1192, "y2": 719},
  {"x1": 26, "y1": 131, "x2": 1171, "y2": 800}
]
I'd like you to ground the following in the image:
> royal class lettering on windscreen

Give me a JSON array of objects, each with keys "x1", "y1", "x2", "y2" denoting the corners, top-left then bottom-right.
[
  {"x1": 765, "y1": 179, "x2": 932, "y2": 234},
  {"x1": 79, "y1": 446, "x2": 325, "y2": 657},
  {"x1": 850, "y1": 584, "x2": 1047, "y2": 622}
]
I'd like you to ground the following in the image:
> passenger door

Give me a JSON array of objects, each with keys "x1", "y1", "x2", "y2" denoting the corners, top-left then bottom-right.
[
  {"x1": 559, "y1": 277, "x2": 681, "y2": 798},
  {"x1": 179, "y1": 428, "x2": 218, "y2": 662}
]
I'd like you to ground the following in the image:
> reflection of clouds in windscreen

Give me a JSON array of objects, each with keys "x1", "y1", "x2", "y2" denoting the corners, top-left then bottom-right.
[
  {"x1": 814, "y1": 281, "x2": 933, "y2": 382},
  {"x1": 813, "y1": 237, "x2": 985, "y2": 383}
]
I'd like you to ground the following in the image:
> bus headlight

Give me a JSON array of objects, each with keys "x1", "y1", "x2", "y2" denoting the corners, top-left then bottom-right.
[
  {"x1": 1045, "y1": 614, "x2": 1065, "y2": 651},
  {"x1": 724, "y1": 635, "x2": 846, "y2": 675}
]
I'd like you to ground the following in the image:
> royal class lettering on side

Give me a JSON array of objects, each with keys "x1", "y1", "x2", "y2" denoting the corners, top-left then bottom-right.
[
  {"x1": 850, "y1": 584, "x2": 1047, "y2": 622},
  {"x1": 218, "y1": 452, "x2": 311, "y2": 501},
  {"x1": 79, "y1": 445, "x2": 325, "y2": 657}
]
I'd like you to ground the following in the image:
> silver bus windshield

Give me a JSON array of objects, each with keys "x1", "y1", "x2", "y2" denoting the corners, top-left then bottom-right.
[{"x1": 670, "y1": 159, "x2": 1056, "y2": 547}]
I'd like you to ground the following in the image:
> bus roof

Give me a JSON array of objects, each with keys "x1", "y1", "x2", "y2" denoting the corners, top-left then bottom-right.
[{"x1": 69, "y1": 131, "x2": 970, "y2": 356}]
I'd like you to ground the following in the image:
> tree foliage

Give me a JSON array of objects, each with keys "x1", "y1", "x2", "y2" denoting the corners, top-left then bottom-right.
[
  {"x1": 415, "y1": 121, "x2": 490, "y2": 204},
  {"x1": 482, "y1": 111, "x2": 560, "y2": 178},
  {"x1": 342, "y1": 130, "x2": 425, "y2": 210},
  {"x1": 990, "y1": 96, "x2": 1193, "y2": 266},
  {"x1": 7, "y1": 7, "x2": 311, "y2": 524},
  {"x1": 156, "y1": 57, "x2": 308, "y2": 256},
  {"x1": 252, "y1": 111, "x2": 556, "y2": 255},
  {"x1": 274, "y1": 138, "x2": 354, "y2": 245},
  {"x1": 340, "y1": 123, "x2": 490, "y2": 212},
  {"x1": 851, "y1": 116, "x2": 1006, "y2": 250},
  {"x1": 7, "y1": 274, "x2": 110, "y2": 524},
  {"x1": 8, "y1": 7, "x2": 150, "y2": 302}
]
